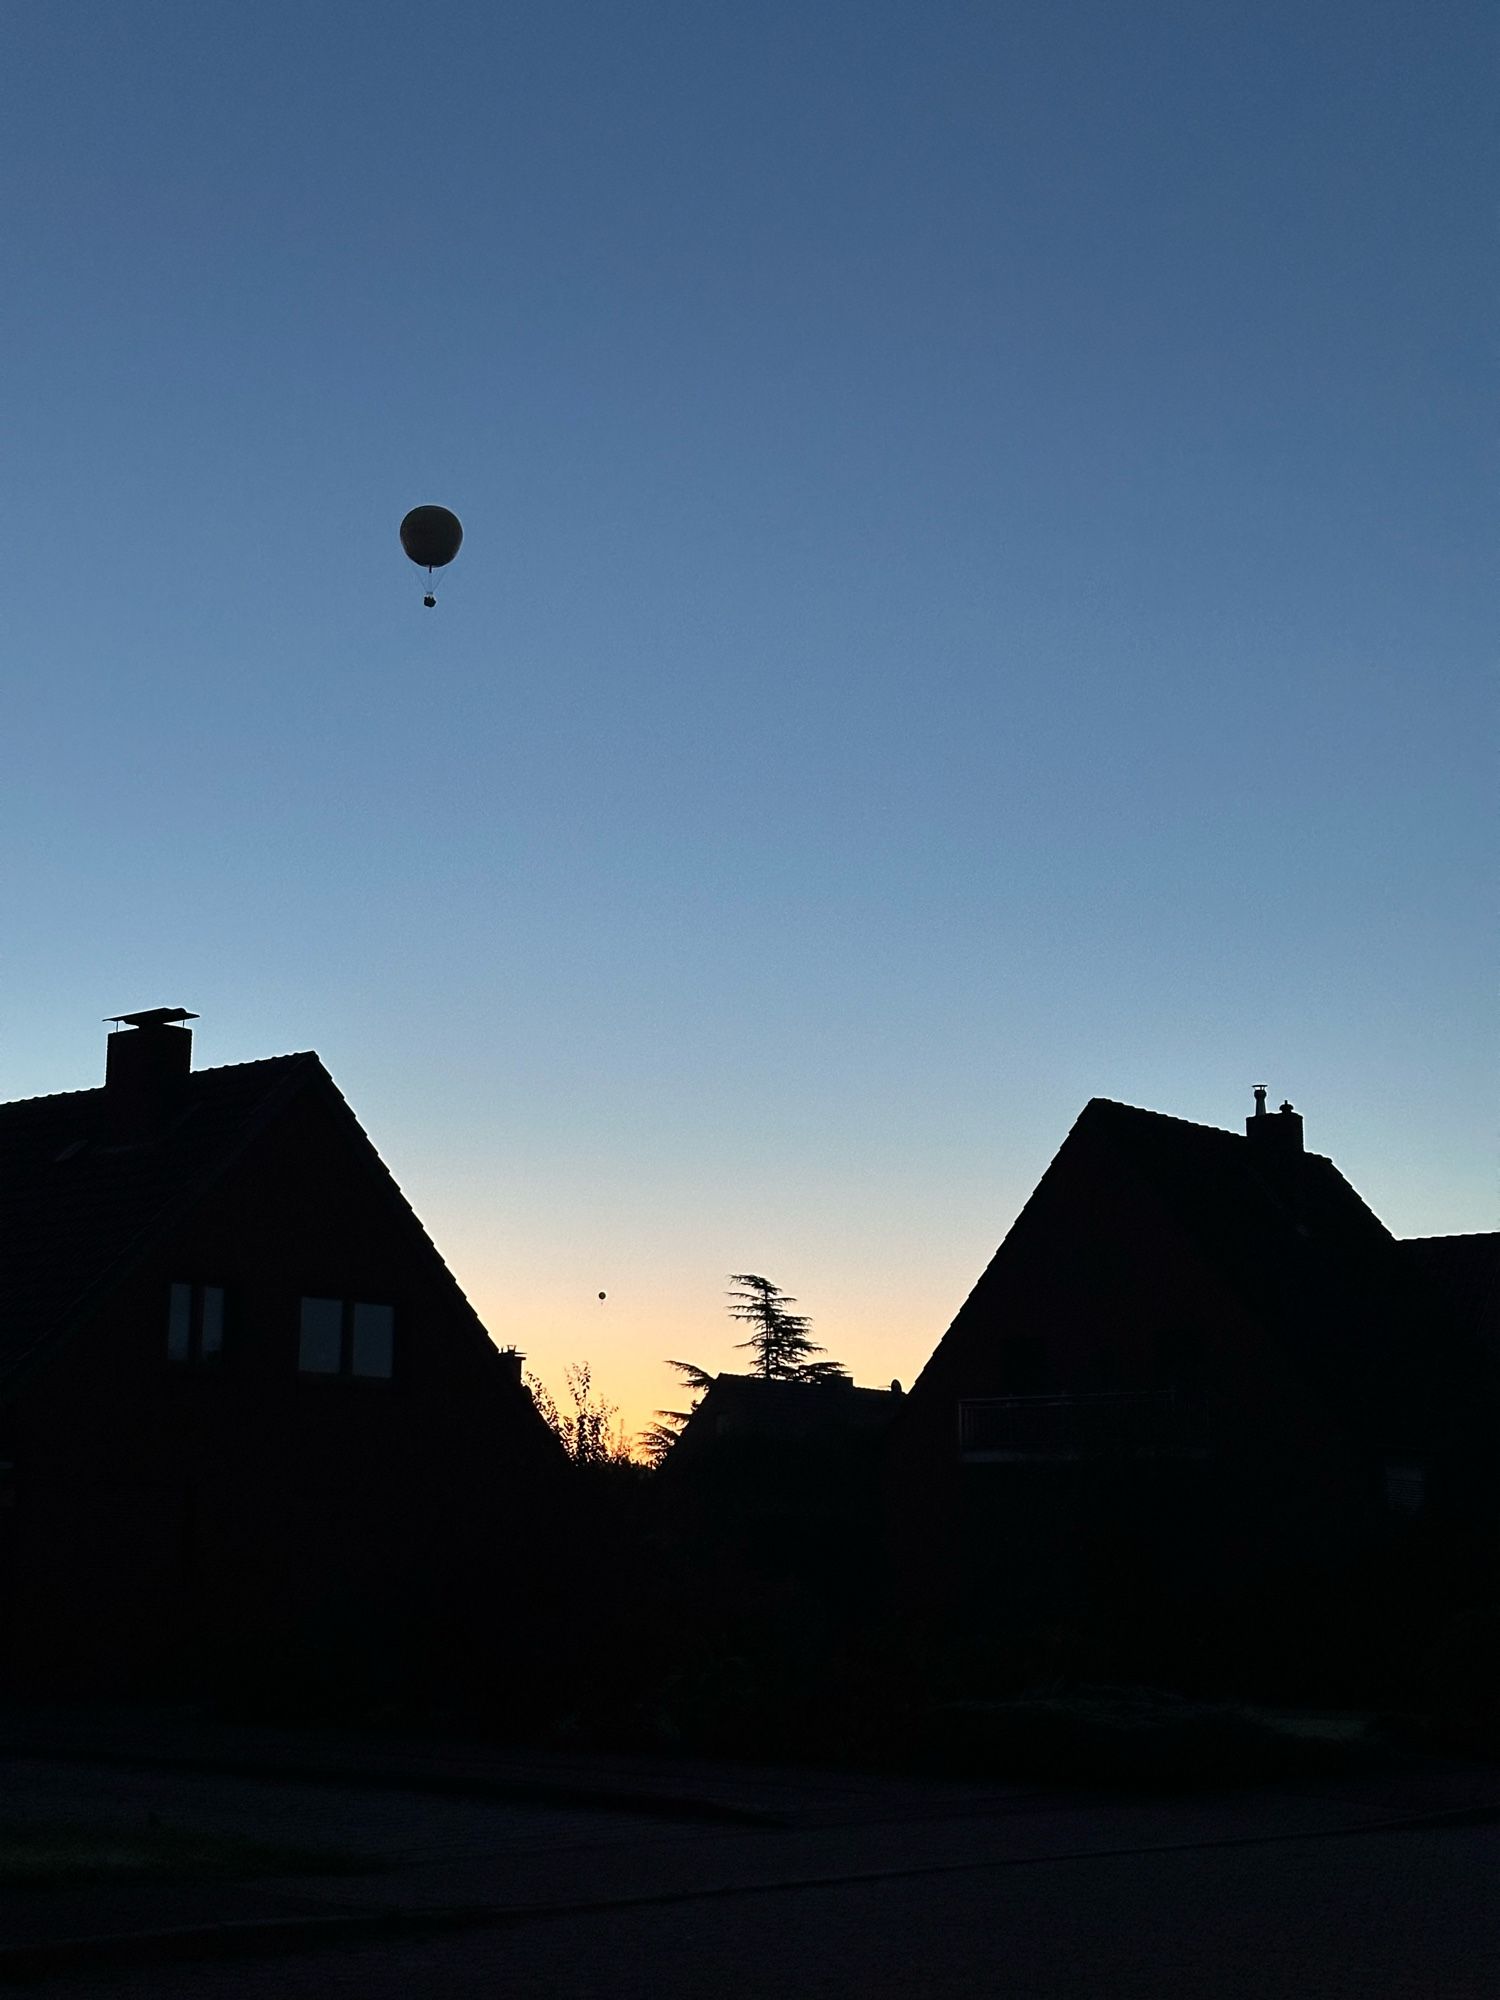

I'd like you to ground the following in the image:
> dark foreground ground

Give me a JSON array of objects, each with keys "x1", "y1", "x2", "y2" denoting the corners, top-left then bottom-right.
[{"x1": 0, "y1": 1706, "x2": 1494, "y2": 1997}]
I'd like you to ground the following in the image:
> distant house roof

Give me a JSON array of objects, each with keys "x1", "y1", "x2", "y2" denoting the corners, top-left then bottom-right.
[
  {"x1": 0, "y1": 1049, "x2": 479, "y2": 1386},
  {"x1": 666, "y1": 1372, "x2": 899, "y2": 1466}
]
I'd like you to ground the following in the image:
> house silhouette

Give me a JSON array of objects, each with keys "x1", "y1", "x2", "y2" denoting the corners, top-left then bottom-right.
[
  {"x1": 888, "y1": 1091, "x2": 1498, "y2": 1680},
  {"x1": 0, "y1": 1010, "x2": 561, "y2": 1699},
  {"x1": 665, "y1": 1372, "x2": 898, "y2": 1466}
]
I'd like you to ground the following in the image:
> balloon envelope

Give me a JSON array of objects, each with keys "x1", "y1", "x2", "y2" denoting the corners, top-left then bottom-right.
[{"x1": 400, "y1": 505, "x2": 463, "y2": 570}]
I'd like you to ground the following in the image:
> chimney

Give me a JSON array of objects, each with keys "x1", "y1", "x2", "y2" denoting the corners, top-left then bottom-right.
[
  {"x1": 497, "y1": 1346, "x2": 525, "y2": 1385},
  {"x1": 1245, "y1": 1085, "x2": 1303, "y2": 1157},
  {"x1": 105, "y1": 1008, "x2": 197, "y2": 1122}
]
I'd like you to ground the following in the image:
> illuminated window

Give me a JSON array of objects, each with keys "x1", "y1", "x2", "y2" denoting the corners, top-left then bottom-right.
[
  {"x1": 167, "y1": 1282, "x2": 226, "y2": 1366},
  {"x1": 298, "y1": 1297, "x2": 395, "y2": 1380}
]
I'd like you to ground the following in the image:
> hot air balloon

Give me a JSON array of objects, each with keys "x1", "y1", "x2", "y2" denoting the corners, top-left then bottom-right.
[{"x1": 400, "y1": 505, "x2": 463, "y2": 607}]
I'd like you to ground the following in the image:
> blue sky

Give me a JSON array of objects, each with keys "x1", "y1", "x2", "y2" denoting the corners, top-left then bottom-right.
[{"x1": 3, "y1": 2, "x2": 1491, "y2": 1434}]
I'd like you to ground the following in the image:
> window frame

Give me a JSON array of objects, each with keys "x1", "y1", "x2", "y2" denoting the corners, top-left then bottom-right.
[
  {"x1": 166, "y1": 1281, "x2": 227, "y2": 1369},
  {"x1": 297, "y1": 1295, "x2": 396, "y2": 1383}
]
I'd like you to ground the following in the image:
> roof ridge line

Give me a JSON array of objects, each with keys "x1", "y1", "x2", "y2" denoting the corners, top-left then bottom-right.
[
  {"x1": 0, "y1": 1049, "x2": 317, "y2": 1114},
  {"x1": 1083, "y1": 1096, "x2": 1339, "y2": 1167}
]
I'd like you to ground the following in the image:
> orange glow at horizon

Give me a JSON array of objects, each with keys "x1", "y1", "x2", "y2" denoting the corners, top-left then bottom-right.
[{"x1": 460, "y1": 1265, "x2": 977, "y2": 1454}]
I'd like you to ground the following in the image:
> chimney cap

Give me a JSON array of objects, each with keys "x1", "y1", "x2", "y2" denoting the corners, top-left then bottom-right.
[{"x1": 106, "y1": 1008, "x2": 198, "y2": 1029}]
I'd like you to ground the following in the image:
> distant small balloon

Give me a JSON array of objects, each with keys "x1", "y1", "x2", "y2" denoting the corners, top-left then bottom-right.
[{"x1": 598, "y1": 1291, "x2": 607, "y2": 1301}]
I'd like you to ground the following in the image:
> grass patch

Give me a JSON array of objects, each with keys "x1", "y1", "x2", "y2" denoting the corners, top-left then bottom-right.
[
  {"x1": 0, "y1": 1819, "x2": 379, "y2": 1889},
  {"x1": 925, "y1": 1685, "x2": 1388, "y2": 1789}
]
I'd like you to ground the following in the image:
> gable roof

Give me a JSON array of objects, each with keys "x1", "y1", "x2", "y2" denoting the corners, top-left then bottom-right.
[
  {"x1": 1077, "y1": 1097, "x2": 1396, "y2": 1335},
  {"x1": 0, "y1": 1053, "x2": 322, "y2": 1381},
  {"x1": 908, "y1": 1096, "x2": 1403, "y2": 1423},
  {"x1": 0, "y1": 1050, "x2": 501, "y2": 1390}
]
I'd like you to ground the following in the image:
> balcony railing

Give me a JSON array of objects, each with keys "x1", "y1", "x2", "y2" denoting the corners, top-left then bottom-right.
[{"x1": 959, "y1": 1390, "x2": 1207, "y2": 1462}]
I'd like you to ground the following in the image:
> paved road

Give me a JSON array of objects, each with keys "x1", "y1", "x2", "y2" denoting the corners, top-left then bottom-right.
[
  {"x1": 24, "y1": 1815, "x2": 1500, "y2": 1999},
  {"x1": 0, "y1": 1753, "x2": 649, "y2": 1866},
  {"x1": 1, "y1": 1729, "x2": 1496, "y2": 1997}
]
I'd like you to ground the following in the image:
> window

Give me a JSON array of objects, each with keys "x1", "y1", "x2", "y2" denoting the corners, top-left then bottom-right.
[
  {"x1": 959, "y1": 1390, "x2": 1206, "y2": 1461},
  {"x1": 167, "y1": 1282, "x2": 225, "y2": 1366},
  {"x1": 298, "y1": 1297, "x2": 343, "y2": 1375},
  {"x1": 298, "y1": 1297, "x2": 395, "y2": 1380},
  {"x1": 1383, "y1": 1461, "x2": 1425, "y2": 1518},
  {"x1": 351, "y1": 1302, "x2": 394, "y2": 1377}
]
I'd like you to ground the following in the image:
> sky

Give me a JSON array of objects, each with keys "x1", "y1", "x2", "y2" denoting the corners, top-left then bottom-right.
[{"x1": 2, "y1": 1, "x2": 1492, "y2": 1444}]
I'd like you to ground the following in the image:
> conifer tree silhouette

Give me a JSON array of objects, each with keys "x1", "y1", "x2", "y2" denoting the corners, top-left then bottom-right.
[{"x1": 728, "y1": 1273, "x2": 830, "y2": 1381}]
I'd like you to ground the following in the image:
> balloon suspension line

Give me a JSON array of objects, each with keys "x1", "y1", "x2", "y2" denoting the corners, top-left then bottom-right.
[{"x1": 423, "y1": 565, "x2": 437, "y2": 609}]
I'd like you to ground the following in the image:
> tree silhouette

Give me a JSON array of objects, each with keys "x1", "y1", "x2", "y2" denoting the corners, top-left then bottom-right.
[
  {"x1": 728, "y1": 1274, "x2": 832, "y2": 1381},
  {"x1": 794, "y1": 1358, "x2": 853, "y2": 1384},
  {"x1": 642, "y1": 1283, "x2": 853, "y2": 1465},
  {"x1": 639, "y1": 1358, "x2": 714, "y2": 1465},
  {"x1": 527, "y1": 1361, "x2": 630, "y2": 1465}
]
